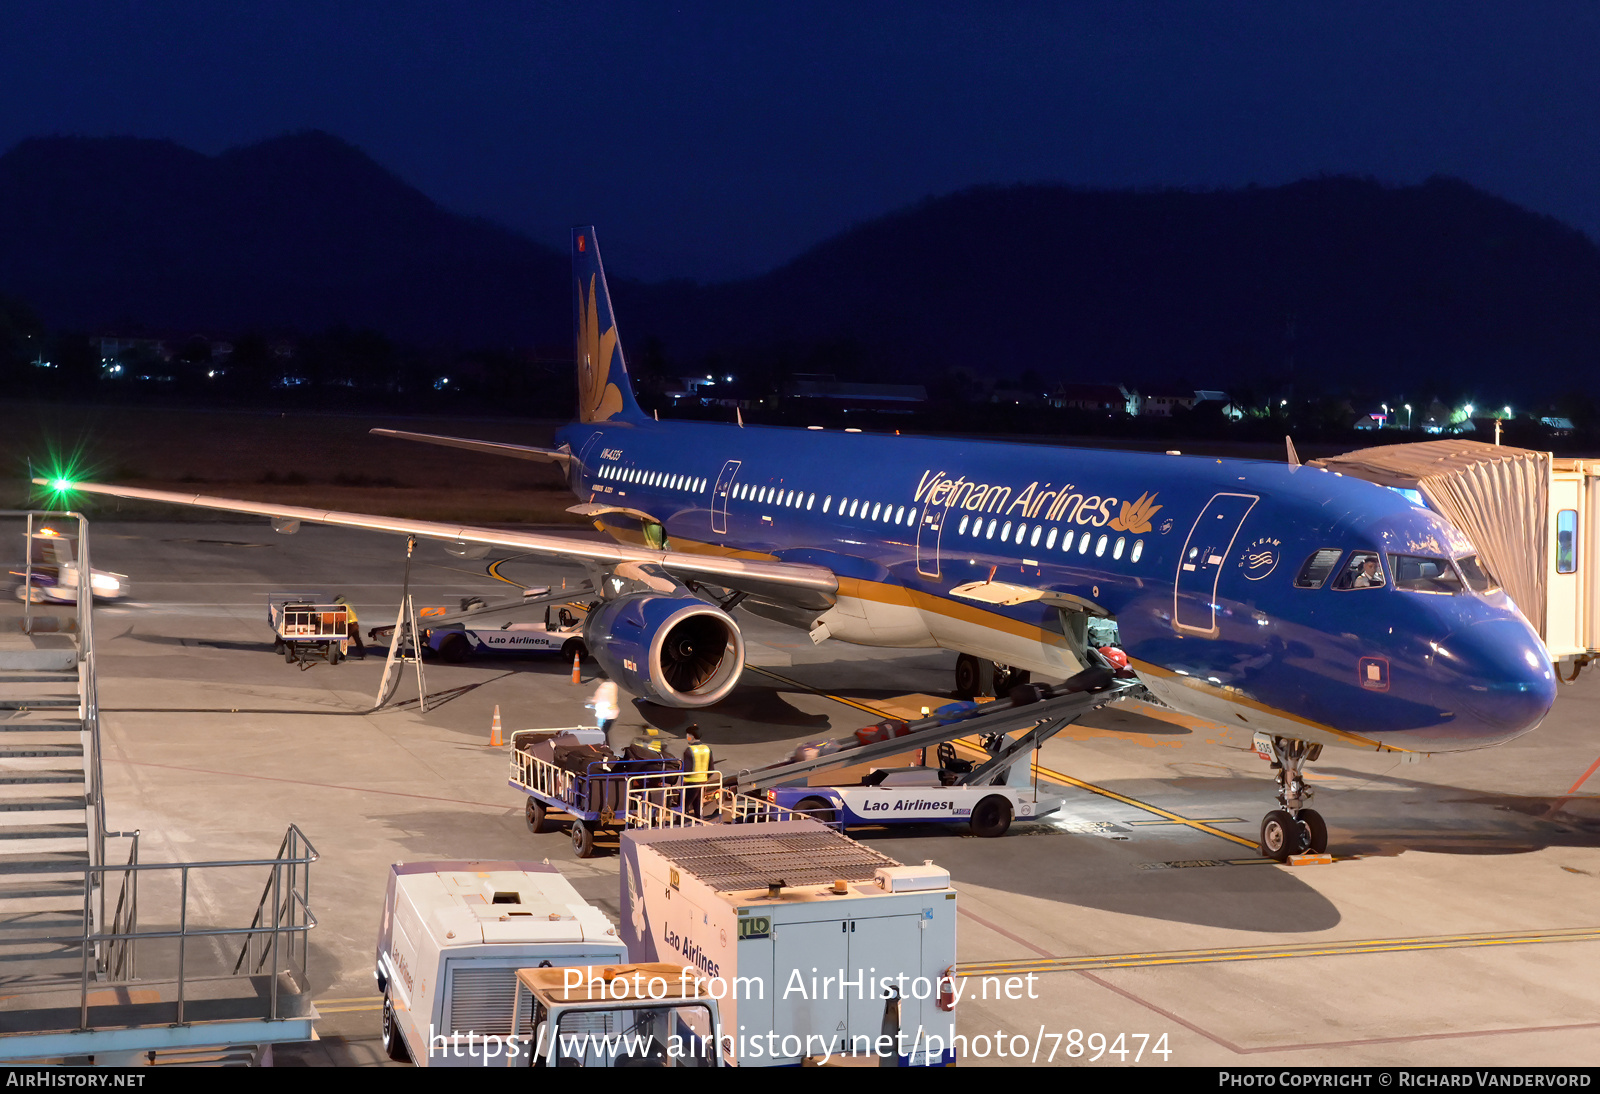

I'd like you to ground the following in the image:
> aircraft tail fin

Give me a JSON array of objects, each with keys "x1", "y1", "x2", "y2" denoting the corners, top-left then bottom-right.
[{"x1": 572, "y1": 227, "x2": 648, "y2": 424}]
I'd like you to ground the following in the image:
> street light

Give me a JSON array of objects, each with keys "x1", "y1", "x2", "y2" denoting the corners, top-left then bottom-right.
[{"x1": 1404, "y1": 404, "x2": 1412, "y2": 429}]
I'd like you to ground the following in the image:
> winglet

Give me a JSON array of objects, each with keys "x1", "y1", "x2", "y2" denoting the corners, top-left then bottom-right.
[
  {"x1": 1286, "y1": 435, "x2": 1301, "y2": 468},
  {"x1": 572, "y1": 227, "x2": 648, "y2": 425}
]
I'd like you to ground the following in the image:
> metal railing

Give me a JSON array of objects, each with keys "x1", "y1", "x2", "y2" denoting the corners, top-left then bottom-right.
[
  {"x1": 2, "y1": 826, "x2": 318, "y2": 1032},
  {"x1": 4, "y1": 510, "x2": 117, "y2": 951},
  {"x1": 622, "y1": 770, "x2": 725, "y2": 829}
]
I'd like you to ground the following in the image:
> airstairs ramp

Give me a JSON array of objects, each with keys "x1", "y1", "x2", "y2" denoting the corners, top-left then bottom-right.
[{"x1": 0, "y1": 512, "x2": 319, "y2": 1065}]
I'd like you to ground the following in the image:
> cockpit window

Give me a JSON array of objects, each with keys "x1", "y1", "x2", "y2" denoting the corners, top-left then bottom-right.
[
  {"x1": 1455, "y1": 555, "x2": 1499, "y2": 593},
  {"x1": 1332, "y1": 551, "x2": 1386, "y2": 590},
  {"x1": 1388, "y1": 554, "x2": 1463, "y2": 594},
  {"x1": 1295, "y1": 548, "x2": 1343, "y2": 589}
]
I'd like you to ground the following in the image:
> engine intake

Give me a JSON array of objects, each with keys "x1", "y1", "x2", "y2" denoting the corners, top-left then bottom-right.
[{"x1": 584, "y1": 592, "x2": 745, "y2": 708}]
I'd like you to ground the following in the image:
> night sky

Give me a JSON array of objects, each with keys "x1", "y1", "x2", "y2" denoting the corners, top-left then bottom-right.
[{"x1": 3, "y1": 2, "x2": 1597, "y2": 282}]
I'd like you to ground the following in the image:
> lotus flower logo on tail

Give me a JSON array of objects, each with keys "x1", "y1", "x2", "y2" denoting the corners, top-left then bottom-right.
[
  {"x1": 578, "y1": 274, "x2": 625, "y2": 423},
  {"x1": 1110, "y1": 492, "x2": 1162, "y2": 534}
]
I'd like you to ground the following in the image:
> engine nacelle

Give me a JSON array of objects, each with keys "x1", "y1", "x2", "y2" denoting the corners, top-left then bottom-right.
[{"x1": 584, "y1": 592, "x2": 745, "y2": 708}]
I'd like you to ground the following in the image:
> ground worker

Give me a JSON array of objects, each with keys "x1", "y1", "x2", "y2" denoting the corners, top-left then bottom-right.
[
  {"x1": 682, "y1": 725, "x2": 714, "y2": 817},
  {"x1": 333, "y1": 595, "x2": 365, "y2": 658},
  {"x1": 592, "y1": 679, "x2": 619, "y2": 735},
  {"x1": 625, "y1": 725, "x2": 667, "y2": 761}
]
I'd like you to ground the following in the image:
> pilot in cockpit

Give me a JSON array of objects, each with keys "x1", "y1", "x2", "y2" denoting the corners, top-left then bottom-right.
[{"x1": 1352, "y1": 555, "x2": 1385, "y2": 588}]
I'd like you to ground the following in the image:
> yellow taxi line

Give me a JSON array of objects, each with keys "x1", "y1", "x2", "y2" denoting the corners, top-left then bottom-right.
[{"x1": 956, "y1": 926, "x2": 1600, "y2": 978}]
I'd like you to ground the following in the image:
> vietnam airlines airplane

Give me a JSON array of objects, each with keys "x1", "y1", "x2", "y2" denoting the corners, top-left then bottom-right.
[{"x1": 46, "y1": 226, "x2": 1556, "y2": 860}]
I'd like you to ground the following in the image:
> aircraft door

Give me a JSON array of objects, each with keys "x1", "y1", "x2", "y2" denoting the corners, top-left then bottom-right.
[
  {"x1": 916, "y1": 499, "x2": 950, "y2": 578},
  {"x1": 1173, "y1": 492, "x2": 1258, "y2": 637},
  {"x1": 711, "y1": 459, "x2": 741, "y2": 535},
  {"x1": 576, "y1": 432, "x2": 604, "y2": 487}
]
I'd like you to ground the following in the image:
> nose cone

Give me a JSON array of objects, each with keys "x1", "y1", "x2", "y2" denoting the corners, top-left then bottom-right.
[{"x1": 1431, "y1": 618, "x2": 1556, "y2": 743}]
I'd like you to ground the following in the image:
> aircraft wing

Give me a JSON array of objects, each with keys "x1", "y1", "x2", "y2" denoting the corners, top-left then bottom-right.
[
  {"x1": 40, "y1": 480, "x2": 837, "y2": 609},
  {"x1": 368, "y1": 428, "x2": 574, "y2": 466}
]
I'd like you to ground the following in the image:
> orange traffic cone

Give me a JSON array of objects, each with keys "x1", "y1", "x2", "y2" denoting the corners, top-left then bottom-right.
[
  {"x1": 489, "y1": 705, "x2": 503, "y2": 747},
  {"x1": 571, "y1": 651, "x2": 582, "y2": 685}
]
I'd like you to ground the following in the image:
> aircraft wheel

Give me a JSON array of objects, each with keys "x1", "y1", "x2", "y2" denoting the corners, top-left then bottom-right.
[
  {"x1": 381, "y1": 994, "x2": 410, "y2": 1062},
  {"x1": 954, "y1": 654, "x2": 981, "y2": 698},
  {"x1": 795, "y1": 796, "x2": 837, "y2": 825},
  {"x1": 571, "y1": 820, "x2": 596, "y2": 858},
  {"x1": 970, "y1": 795, "x2": 1013, "y2": 838},
  {"x1": 438, "y1": 634, "x2": 469, "y2": 662},
  {"x1": 1298, "y1": 808, "x2": 1328, "y2": 854},
  {"x1": 1259, "y1": 809, "x2": 1298, "y2": 861},
  {"x1": 995, "y1": 667, "x2": 1030, "y2": 693},
  {"x1": 526, "y1": 797, "x2": 548, "y2": 834}
]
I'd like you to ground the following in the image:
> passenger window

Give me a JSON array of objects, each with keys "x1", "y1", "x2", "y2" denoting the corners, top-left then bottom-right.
[
  {"x1": 1388, "y1": 554, "x2": 1462, "y2": 594},
  {"x1": 1078, "y1": 535, "x2": 1090, "y2": 555},
  {"x1": 1000, "y1": 521, "x2": 1012, "y2": 541},
  {"x1": 1456, "y1": 555, "x2": 1499, "y2": 593},
  {"x1": 1061, "y1": 530, "x2": 1074, "y2": 552},
  {"x1": 1045, "y1": 528, "x2": 1057, "y2": 549},
  {"x1": 1014, "y1": 524, "x2": 1027, "y2": 544},
  {"x1": 1095, "y1": 534, "x2": 1108, "y2": 557},
  {"x1": 894, "y1": 505, "x2": 905, "y2": 523},
  {"x1": 807, "y1": 494, "x2": 815, "y2": 510},
  {"x1": 1296, "y1": 548, "x2": 1344, "y2": 589},
  {"x1": 849, "y1": 500, "x2": 859, "y2": 517},
  {"x1": 823, "y1": 496, "x2": 832, "y2": 513},
  {"x1": 1557, "y1": 510, "x2": 1578, "y2": 574},
  {"x1": 1113, "y1": 537, "x2": 1125, "y2": 559},
  {"x1": 871, "y1": 503, "x2": 882, "y2": 520},
  {"x1": 985, "y1": 520, "x2": 997, "y2": 539},
  {"x1": 1030, "y1": 526, "x2": 1041, "y2": 548},
  {"x1": 1131, "y1": 539, "x2": 1143, "y2": 562},
  {"x1": 958, "y1": 515, "x2": 969, "y2": 535}
]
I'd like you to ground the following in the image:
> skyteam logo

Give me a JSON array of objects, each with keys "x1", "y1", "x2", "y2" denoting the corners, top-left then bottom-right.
[{"x1": 1240, "y1": 536, "x2": 1282, "y2": 581}]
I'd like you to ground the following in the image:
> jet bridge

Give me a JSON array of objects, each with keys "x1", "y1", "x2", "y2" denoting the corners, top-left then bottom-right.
[
  {"x1": 1311, "y1": 439, "x2": 1600, "y2": 669},
  {"x1": 728, "y1": 665, "x2": 1135, "y2": 794}
]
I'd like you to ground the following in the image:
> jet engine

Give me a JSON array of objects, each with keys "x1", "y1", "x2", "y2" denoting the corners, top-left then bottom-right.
[{"x1": 583, "y1": 566, "x2": 745, "y2": 708}]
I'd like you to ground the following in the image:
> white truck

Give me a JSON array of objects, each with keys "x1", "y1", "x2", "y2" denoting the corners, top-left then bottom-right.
[
  {"x1": 512, "y1": 962, "x2": 726, "y2": 1067},
  {"x1": 619, "y1": 818, "x2": 959, "y2": 1066},
  {"x1": 373, "y1": 859, "x2": 628, "y2": 1067},
  {"x1": 11, "y1": 527, "x2": 129, "y2": 603}
]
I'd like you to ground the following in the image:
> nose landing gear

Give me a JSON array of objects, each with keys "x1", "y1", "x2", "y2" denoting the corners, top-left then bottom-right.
[
  {"x1": 1256, "y1": 735, "x2": 1328, "y2": 861},
  {"x1": 954, "y1": 654, "x2": 1031, "y2": 698}
]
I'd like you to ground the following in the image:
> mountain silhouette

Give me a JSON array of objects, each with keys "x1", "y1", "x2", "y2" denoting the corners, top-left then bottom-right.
[
  {"x1": 2, "y1": 132, "x2": 1598, "y2": 403},
  {"x1": 0, "y1": 131, "x2": 568, "y2": 345},
  {"x1": 618, "y1": 178, "x2": 1600, "y2": 400}
]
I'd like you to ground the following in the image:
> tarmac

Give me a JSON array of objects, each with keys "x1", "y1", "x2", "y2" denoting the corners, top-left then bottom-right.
[{"x1": 21, "y1": 519, "x2": 1600, "y2": 1067}]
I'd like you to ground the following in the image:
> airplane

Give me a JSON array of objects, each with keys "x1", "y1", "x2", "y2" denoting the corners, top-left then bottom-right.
[{"x1": 41, "y1": 226, "x2": 1557, "y2": 861}]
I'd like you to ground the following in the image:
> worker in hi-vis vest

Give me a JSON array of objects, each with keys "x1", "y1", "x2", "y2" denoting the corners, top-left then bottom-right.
[{"x1": 682, "y1": 725, "x2": 714, "y2": 817}]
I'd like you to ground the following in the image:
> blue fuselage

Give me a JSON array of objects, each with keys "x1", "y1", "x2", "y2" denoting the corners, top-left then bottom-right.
[{"x1": 557, "y1": 419, "x2": 1555, "y2": 753}]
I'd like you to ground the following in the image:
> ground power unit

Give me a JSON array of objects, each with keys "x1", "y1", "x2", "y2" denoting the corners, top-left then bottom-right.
[
  {"x1": 619, "y1": 820, "x2": 958, "y2": 1066},
  {"x1": 374, "y1": 860, "x2": 628, "y2": 1067}
]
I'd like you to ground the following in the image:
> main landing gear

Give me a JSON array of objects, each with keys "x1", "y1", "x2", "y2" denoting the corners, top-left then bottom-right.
[
  {"x1": 1257, "y1": 735, "x2": 1328, "y2": 862},
  {"x1": 955, "y1": 654, "x2": 1030, "y2": 699}
]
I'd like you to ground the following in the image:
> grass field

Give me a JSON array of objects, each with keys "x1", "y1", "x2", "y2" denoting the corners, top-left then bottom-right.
[{"x1": 0, "y1": 402, "x2": 584, "y2": 524}]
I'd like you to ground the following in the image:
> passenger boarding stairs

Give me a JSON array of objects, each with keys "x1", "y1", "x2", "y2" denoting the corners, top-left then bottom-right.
[
  {"x1": 0, "y1": 512, "x2": 319, "y2": 1065},
  {"x1": 0, "y1": 522, "x2": 101, "y2": 991}
]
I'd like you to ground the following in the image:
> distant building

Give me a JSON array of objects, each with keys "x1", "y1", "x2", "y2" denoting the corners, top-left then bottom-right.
[
  {"x1": 1139, "y1": 389, "x2": 1198, "y2": 417},
  {"x1": 1050, "y1": 382, "x2": 1138, "y2": 415}
]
